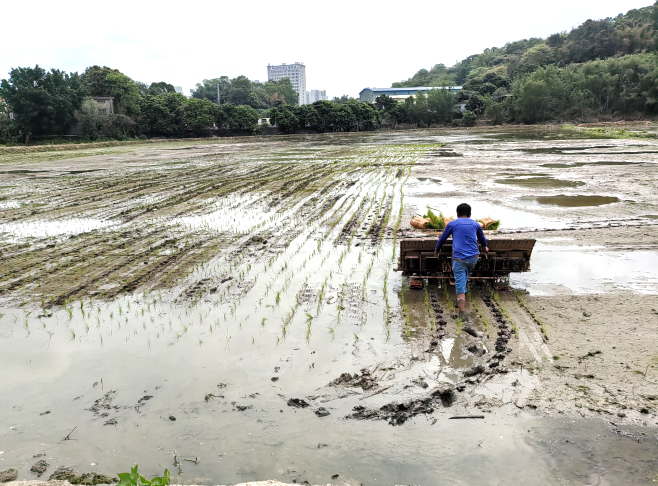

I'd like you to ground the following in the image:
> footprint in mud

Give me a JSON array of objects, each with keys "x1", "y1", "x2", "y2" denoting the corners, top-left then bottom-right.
[
  {"x1": 287, "y1": 398, "x2": 309, "y2": 408},
  {"x1": 329, "y1": 369, "x2": 378, "y2": 391}
]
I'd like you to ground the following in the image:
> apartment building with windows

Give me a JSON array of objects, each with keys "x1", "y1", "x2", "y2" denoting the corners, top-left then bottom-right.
[
  {"x1": 267, "y1": 62, "x2": 306, "y2": 105},
  {"x1": 305, "y1": 89, "x2": 327, "y2": 104}
]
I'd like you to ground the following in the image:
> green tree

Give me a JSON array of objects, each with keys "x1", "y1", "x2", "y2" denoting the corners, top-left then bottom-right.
[
  {"x1": 387, "y1": 103, "x2": 409, "y2": 124},
  {"x1": 518, "y1": 43, "x2": 555, "y2": 72},
  {"x1": 0, "y1": 98, "x2": 14, "y2": 142},
  {"x1": 77, "y1": 99, "x2": 109, "y2": 140},
  {"x1": 81, "y1": 66, "x2": 120, "y2": 96},
  {"x1": 427, "y1": 88, "x2": 455, "y2": 124},
  {"x1": 293, "y1": 104, "x2": 317, "y2": 128},
  {"x1": 191, "y1": 77, "x2": 231, "y2": 104},
  {"x1": 311, "y1": 101, "x2": 336, "y2": 131},
  {"x1": 513, "y1": 79, "x2": 552, "y2": 123},
  {"x1": 331, "y1": 95, "x2": 353, "y2": 104},
  {"x1": 229, "y1": 75, "x2": 254, "y2": 106},
  {"x1": 461, "y1": 110, "x2": 477, "y2": 127},
  {"x1": 483, "y1": 97, "x2": 505, "y2": 125},
  {"x1": 147, "y1": 82, "x2": 176, "y2": 96},
  {"x1": 345, "y1": 100, "x2": 380, "y2": 130},
  {"x1": 374, "y1": 94, "x2": 398, "y2": 112},
  {"x1": 271, "y1": 105, "x2": 299, "y2": 134},
  {"x1": 224, "y1": 104, "x2": 258, "y2": 130},
  {"x1": 413, "y1": 91, "x2": 429, "y2": 127},
  {"x1": 104, "y1": 72, "x2": 141, "y2": 116},
  {"x1": 140, "y1": 93, "x2": 186, "y2": 136},
  {"x1": 183, "y1": 98, "x2": 216, "y2": 135},
  {"x1": 331, "y1": 104, "x2": 357, "y2": 131},
  {"x1": 0, "y1": 65, "x2": 85, "y2": 142},
  {"x1": 263, "y1": 78, "x2": 298, "y2": 106}
]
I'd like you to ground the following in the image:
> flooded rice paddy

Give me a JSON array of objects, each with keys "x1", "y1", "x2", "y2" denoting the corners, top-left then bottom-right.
[{"x1": 1, "y1": 128, "x2": 657, "y2": 485}]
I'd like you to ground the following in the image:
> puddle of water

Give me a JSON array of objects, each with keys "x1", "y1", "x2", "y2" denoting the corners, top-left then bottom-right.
[
  {"x1": 67, "y1": 169, "x2": 103, "y2": 174},
  {"x1": 589, "y1": 161, "x2": 642, "y2": 166},
  {"x1": 167, "y1": 193, "x2": 282, "y2": 235},
  {"x1": 0, "y1": 218, "x2": 114, "y2": 238},
  {"x1": 425, "y1": 149, "x2": 462, "y2": 157},
  {"x1": 541, "y1": 161, "x2": 640, "y2": 168},
  {"x1": 519, "y1": 195, "x2": 620, "y2": 207},
  {"x1": 496, "y1": 177, "x2": 585, "y2": 188},
  {"x1": 407, "y1": 177, "x2": 459, "y2": 194},
  {"x1": 512, "y1": 245, "x2": 658, "y2": 295},
  {"x1": 406, "y1": 195, "x2": 567, "y2": 231},
  {"x1": 0, "y1": 169, "x2": 47, "y2": 174},
  {"x1": 0, "y1": 200, "x2": 20, "y2": 209}
]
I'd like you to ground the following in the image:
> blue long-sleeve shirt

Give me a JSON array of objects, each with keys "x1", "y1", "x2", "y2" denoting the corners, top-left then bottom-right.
[{"x1": 435, "y1": 218, "x2": 488, "y2": 260}]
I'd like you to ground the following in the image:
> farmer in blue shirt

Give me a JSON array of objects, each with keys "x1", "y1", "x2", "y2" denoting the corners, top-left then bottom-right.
[{"x1": 434, "y1": 203, "x2": 489, "y2": 323}]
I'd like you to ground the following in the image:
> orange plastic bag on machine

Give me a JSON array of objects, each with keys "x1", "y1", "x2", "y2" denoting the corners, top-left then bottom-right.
[
  {"x1": 479, "y1": 218, "x2": 496, "y2": 229},
  {"x1": 410, "y1": 217, "x2": 431, "y2": 229}
]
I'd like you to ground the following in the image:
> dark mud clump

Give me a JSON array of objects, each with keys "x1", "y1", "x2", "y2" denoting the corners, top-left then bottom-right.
[
  {"x1": 329, "y1": 368, "x2": 378, "y2": 391},
  {"x1": 287, "y1": 398, "x2": 310, "y2": 408},
  {"x1": 30, "y1": 460, "x2": 48, "y2": 477},
  {"x1": 315, "y1": 407, "x2": 330, "y2": 417},
  {"x1": 50, "y1": 466, "x2": 116, "y2": 485},
  {"x1": 348, "y1": 398, "x2": 435, "y2": 426},
  {"x1": 137, "y1": 395, "x2": 152, "y2": 404},
  {"x1": 0, "y1": 469, "x2": 19, "y2": 482},
  {"x1": 89, "y1": 390, "x2": 118, "y2": 417}
]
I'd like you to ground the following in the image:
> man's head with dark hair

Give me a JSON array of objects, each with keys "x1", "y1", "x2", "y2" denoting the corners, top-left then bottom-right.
[{"x1": 456, "y1": 203, "x2": 471, "y2": 218}]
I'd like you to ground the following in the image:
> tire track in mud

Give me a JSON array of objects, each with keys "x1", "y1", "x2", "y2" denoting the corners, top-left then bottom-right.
[{"x1": 301, "y1": 284, "x2": 536, "y2": 425}]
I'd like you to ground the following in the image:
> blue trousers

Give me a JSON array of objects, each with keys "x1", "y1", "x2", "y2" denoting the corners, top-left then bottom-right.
[{"x1": 453, "y1": 256, "x2": 479, "y2": 295}]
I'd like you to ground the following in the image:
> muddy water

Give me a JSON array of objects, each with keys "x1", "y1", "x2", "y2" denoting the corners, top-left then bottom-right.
[
  {"x1": 1, "y1": 128, "x2": 658, "y2": 485},
  {"x1": 520, "y1": 195, "x2": 620, "y2": 207},
  {"x1": 495, "y1": 176, "x2": 585, "y2": 188},
  {"x1": 512, "y1": 244, "x2": 658, "y2": 294}
]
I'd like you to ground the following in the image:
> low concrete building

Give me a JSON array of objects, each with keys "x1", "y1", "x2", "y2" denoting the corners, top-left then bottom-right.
[
  {"x1": 359, "y1": 86, "x2": 462, "y2": 103},
  {"x1": 90, "y1": 96, "x2": 114, "y2": 115}
]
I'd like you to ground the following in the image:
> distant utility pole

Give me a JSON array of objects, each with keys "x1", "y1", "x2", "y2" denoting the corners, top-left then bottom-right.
[{"x1": 217, "y1": 84, "x2": 220, "y2": 105}]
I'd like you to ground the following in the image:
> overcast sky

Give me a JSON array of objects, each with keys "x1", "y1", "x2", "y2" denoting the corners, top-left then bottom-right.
[{"x1": 2, "y1": 0, "x2": 652, "y2": 99}]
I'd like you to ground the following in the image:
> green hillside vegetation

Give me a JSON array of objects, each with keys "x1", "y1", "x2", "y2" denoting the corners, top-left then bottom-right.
[{"x1": 388, "y1": 2, "x2": 658, "y2": 125}]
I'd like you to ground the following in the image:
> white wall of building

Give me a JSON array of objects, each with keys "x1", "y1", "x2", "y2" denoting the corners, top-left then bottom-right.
[
  {"x1": 267, "y1": 62, "x2": 306, "y2": 105},
  {"x1": 305, "y1": 89, "x2": 327, "y2": 104}
]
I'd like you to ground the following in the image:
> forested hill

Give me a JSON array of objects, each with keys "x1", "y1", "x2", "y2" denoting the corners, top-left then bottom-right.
[{"x1": 391, "y1": 3, "x2": 658, "y2": 123}]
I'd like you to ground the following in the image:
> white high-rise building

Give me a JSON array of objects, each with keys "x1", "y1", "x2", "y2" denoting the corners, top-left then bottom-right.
[
  {"x1": 267, "y1": 62, "x2": 306, "y2": 105},
  {"x1": 305, "y1": 89, "x2": 327, "y2": 104}
]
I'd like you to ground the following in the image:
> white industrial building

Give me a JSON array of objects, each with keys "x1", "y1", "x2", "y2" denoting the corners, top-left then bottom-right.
[{"x1": 267, "y1": 62, "x2": 306, "y2": 105}]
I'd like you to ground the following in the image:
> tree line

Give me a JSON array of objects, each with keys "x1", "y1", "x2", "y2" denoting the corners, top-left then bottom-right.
[
  {"x1": 0, "y1": 65, "x2": 312, "y2": 143},
  {"x1": 390, "y1": 2, "x2": 658, "y2": 124}
]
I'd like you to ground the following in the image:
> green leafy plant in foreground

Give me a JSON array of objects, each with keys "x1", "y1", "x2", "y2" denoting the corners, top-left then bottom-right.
[
  {"x1": 422, "y1": 208, "x2": 445, "y2": 230},
  {"x1": 118, "y1": 465, "x2": 170, "y2": 486}
]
